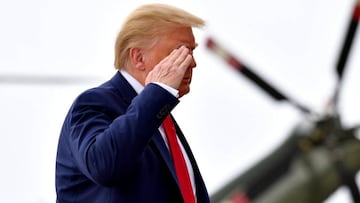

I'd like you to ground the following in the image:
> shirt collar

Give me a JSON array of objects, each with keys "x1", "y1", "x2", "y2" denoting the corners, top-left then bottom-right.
[{"x1": 119, "y1": 69, "x2": 144, "y2": 94}]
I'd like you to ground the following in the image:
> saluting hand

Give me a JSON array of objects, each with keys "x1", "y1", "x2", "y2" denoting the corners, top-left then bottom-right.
[{"x1": 145, "y1": 46, "x2": 193, "y2": 90}]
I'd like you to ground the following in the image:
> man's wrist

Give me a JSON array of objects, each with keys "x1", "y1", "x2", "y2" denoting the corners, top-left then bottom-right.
[{"x1": 152, "y1": 82, "x2": 179, "y2": 98}]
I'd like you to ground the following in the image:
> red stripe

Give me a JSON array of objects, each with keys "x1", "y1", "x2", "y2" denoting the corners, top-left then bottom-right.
[
  {"x1": 206, "y1": 38, "x2": 215, "y2": 49},
  {"x1": 230, "y1": 192, "x2": 251, "y2": 203},
  {"x1": 228, "y1": 56, "x2": 243, "y2": 70},
  {"x1": 353, "y1": 4, "x2": 360, "y2": 20},
  {"x1": 207, "y1": 37, "x2": 243, "y2": 70}
]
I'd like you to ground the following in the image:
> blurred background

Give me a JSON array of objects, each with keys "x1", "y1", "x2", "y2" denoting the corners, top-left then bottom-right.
[{"x1": 0, "y1": 0, "x2": 359, "y2": 202}]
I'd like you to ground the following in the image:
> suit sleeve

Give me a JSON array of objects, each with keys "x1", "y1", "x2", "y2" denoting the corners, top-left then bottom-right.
[{"x1": 66, "y1": 83, "x2": 179, "y2": 186}]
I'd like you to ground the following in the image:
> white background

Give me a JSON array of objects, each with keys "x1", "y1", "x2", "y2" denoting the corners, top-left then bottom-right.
[{"x1": 0, "y1": 0, "x2": 359, "y2": 202}]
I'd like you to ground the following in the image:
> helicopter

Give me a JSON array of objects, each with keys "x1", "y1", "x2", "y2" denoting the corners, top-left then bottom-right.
[
  {"x1": 0, "y1": 1, "x2": 357, "y2": 202},
  {"x1": 206, "y1": 0, "x2": 360, "y2": 203}
]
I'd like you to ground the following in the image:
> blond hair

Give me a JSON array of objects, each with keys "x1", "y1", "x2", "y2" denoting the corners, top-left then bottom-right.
[{"x1": 114, "y1": 3, "x2": 205, "y2": 69}]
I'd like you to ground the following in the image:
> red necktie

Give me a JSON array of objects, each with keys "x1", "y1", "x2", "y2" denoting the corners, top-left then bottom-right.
[{"x1": 163, "y1": 115, "x2": 195, "y2": 203}]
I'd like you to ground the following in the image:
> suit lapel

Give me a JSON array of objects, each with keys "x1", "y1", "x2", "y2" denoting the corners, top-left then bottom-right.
[
  {"x1": 152, "y1": 132, "x2": 179, "y2": 183},
  {"x1": 171, "y1": 117, "x2": 197, "y2": 168},
  {"x1": 172, "y1": 117, "x2": 210, "y2": 201}
]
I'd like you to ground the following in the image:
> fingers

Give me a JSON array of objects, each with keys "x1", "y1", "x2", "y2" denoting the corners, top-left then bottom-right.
[
  {"x1": 159, "y1": 46, "x2": 191, "y2": 71},
  {"x1": 145, "y1": 46, "x2": 193, "y2": 89},
  {"x1": 173, "y1": 46, "x2": 191, "y2": 67},
  {"x1": 167, "y1": 46, "x2": 193, "y2": 74}
]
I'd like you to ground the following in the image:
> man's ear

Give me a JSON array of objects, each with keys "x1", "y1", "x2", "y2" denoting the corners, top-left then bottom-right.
[{"x1": 129, "y1": 47, "x2": 145, "y2": 70}]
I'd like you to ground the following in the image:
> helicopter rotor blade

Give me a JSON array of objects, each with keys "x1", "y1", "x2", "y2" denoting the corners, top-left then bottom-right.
[
  {"x1": 336, "y1": 0, "x2": 360, "y2": 80},
  {"x1": 206, "y1": 37, "x2": 312, "y2": 115},
  {"x1": 0, "y1": 74, "x2": 102, "y2": 85},
  {"x1": 333, "y1": 1, "x2": 360, "y2": 108}
]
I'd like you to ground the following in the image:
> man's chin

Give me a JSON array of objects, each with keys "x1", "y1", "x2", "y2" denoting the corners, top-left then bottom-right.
[{"x1": 178, "y1": 87, "x2": 190, "y2": 98}]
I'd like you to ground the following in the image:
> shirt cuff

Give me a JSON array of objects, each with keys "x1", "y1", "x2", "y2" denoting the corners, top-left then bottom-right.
[{"x1": 152, "y1": 82, "x2": 179, "y2": 98}]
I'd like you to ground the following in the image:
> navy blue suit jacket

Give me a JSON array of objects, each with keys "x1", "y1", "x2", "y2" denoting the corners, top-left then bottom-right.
[{"x1": 56, "y1": 72, "x2": 209, "y2": 203}]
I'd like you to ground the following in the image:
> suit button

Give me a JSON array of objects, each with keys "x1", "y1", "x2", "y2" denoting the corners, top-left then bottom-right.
[{"x1": 156, "y1": 104, "x2": 171, "y2": 119}]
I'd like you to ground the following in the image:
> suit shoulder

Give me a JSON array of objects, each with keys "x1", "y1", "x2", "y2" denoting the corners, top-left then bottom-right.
[{"x1": 76, "y1": 81, "x2": 121, "y2": 103}]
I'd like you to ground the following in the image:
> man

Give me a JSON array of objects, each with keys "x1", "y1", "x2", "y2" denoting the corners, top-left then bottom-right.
[{"x1": 55, "y1": 3, "x2": 210, "y2": 203}]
